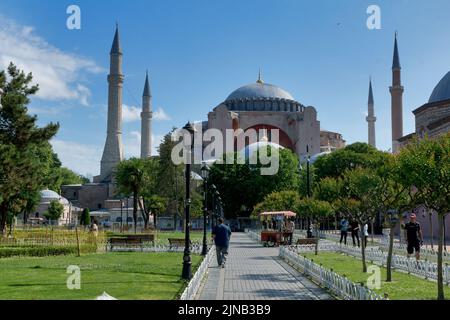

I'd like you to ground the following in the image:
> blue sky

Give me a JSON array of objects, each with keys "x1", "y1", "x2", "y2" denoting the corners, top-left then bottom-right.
[{"x1": 1, "y1": 0, "x2": 450, "y2": 177}]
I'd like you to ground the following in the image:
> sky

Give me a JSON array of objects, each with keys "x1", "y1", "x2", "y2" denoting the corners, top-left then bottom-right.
[{"x1": 1, "y1": 0, "x2": 450, "y2": 178}]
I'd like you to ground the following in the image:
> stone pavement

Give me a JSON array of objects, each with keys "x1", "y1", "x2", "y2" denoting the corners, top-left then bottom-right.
[{"x1": 196, "y1": 233, "x2": 333, "y2": 300}]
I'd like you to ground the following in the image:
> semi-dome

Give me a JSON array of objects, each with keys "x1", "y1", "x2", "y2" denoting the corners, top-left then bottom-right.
[
  {"x1": 226, "y1": 82, "x2": 295, "y2": 101},
  {"x1": 239, "y1": 138, "x2": 285, "y2": 160},
  {"x1": 429, "y1": 71, "x2": 450, "y2": 103}
]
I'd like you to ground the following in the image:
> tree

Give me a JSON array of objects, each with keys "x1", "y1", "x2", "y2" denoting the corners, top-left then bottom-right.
[
  {"x1": 115, "y1": 158, "x2": 145, "y2": 233},
  {"x1": 208, "y1": 148, "x2": 300, "y2": 219},
  {"x1": 0, "y1": 63, "x2": 59, "y2": 235},
  {"x1": 44, "y1": 200, "x2": 64, "y2": 223},
  {"x1": 313, "y1": 142, "x2": 386, "y2": 180},
  {"x1": 138, "y1": 157, "x2": 162, "y2": 228},
  {"x1": 297, "y1": 198, "x2": 333, "y2": 230},
  {"x1": 339, "y1": 168, "x2": 381, "y2": 272},
  {"x1": 157, "y1": 129, "x2": 185, "y2": 229},
  {"x1": 80, "y1": 208, "x2": 91, "y2": 226},
  {"x1": 397, "y1": 134, "x2": 450, "y2": 300},
  {"x1": 252, "y1": 191, "x2": 301, "y2": 216},
  {"x1": 372, "y1": 154, "x2": 413, "y2": 282}
]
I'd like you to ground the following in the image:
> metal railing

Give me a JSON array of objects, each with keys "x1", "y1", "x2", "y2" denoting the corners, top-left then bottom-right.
[
  {"x1": 180, "y1": 246, "x2": 216, "y2": 300},
  {"x1": 280, "y1": 246, "x2": 386, "y2": 300}
]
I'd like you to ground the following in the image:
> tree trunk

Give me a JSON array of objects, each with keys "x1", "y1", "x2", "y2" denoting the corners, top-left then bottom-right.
[
  {"x1": 429, "y1": 211, "x2": 434, "y2": 250},
  {"x1": 370, "y1": 220, "x2": 374, "y2": 245},
  {"x1": 133, "y1": 190, "x2": 138, "y2": 234},
  {"x1": 154, "y1": 213, "x2": 157, "y2": 230},
  {"x1": 360, "y1": 223, "x2": 367, "y2": 273},
  {"x1": 0, "y1": 202, "x2": 8, "y2": 238},
  {"x1": 437, "y1": 214, "x2": 445, "y2": 300},
  {"x1": 386, "y1": 224, "x2": 395, "y2": 282}
]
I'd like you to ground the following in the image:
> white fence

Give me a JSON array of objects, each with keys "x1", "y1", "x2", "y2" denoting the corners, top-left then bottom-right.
[
  {"x1": 280, "y1": 246, "x2": 386, "y2": 300},
  {"x1": 180, "y1": 246, "x2": 216, "y2": 300},
  {"x1": 108, "y1": 243, "x2": 204, "y2": 254}
]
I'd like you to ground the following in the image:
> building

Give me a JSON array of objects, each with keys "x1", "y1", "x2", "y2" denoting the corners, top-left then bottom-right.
[
  {"x1": 320, "y1": 130, "x2": 346, "y2": 152},
  {"x1": 205, "y1": 73, "x2": 344, "y2": 158}
]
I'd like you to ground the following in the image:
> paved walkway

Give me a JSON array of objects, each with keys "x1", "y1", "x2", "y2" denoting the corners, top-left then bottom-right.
[{"x1": 196, "y1": 233, "x2": 332, "y2": 300}]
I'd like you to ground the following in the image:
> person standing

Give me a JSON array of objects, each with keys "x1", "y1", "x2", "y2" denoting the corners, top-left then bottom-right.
[
  {"x1": 363, "y1": 223, "x2": 369, "y2": 248},
  {"x1": 339, "y1": 218, "x2": 349, "y2": 245},
  {"x1": 286, "y1": 218, "x2": 295, "y2": 245},
  {"x1": 350, "y1": 220, "x2": 360, "y2": 247},
  {"x1": 212, "y1": 218, "x2": 232, "y2": 268},
  {"x1": 403, "y1": 213, "x2": 423, "y2": 261}
]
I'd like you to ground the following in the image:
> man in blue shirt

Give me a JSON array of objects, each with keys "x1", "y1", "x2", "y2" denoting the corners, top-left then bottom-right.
[{"x1": 212, "y1": 218, "x2": 232, "y2": 268}]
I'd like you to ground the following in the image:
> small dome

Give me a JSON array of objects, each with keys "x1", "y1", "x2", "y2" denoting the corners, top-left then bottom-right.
[
  {"x1": 429, "y1": 71, "x2": 450, "y2": 103},
  {"x1": 226, "y1": 82, "x2": 295, "y2": 101},
  {"x1": 40, "y1": 189, "x2": 61, "y2": 199}
]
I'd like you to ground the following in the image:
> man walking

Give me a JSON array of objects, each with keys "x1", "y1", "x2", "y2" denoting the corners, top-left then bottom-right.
[
  {"x1": 212, "y1": 218, "x2": 232, "y2": 268},
  {"x1": 350, "y1": 219, "x2": 360, "y2": 247},
  {"x1": 404, "y1": 213, "x2": 423, "y2": 261}
]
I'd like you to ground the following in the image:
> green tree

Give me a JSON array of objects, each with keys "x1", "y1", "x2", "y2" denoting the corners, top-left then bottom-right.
[
  {"x1": 44, "y1": 200, "x2": 64, "y2": 223},
  {"x1": 252, "y1": 190, "x2": 301, "y2": 216},
  {"x1": 297, "y1": 198, "x2": 333, "y2": 229},
  {"x1": 157, "y1": 129, "x2": 185, "y2": 228},
  {"x1": 138, "y1": 157, "x2": 162, "y2": 228},
  {"x1": 115, "y1": 158, "x2": 145, "y2": 233},
  {"x1": 80, "y1": 208, "x2": 91, "y2": 226},
  {"x1": 397, "y1": 134, "x2": 450, "y2": 300},
  {"x1": 0, "y1": 63, "x2": 59, "y2": 235},
  {"x1": 209, "y1": 148, "x2": 300, "y2": 219}
]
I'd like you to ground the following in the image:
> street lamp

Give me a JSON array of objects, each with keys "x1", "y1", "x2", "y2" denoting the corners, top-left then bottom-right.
[
  {"x1": 201, "y1": 163, "x2": 210, "y2": 256},
  {"x1": 211, "y1": 184, "x2": 217, "y2": 228},
  {"x1": 182, "y1": 122, "x2": 196, "y2": 280},
  {"x1": 306, "y1": 145, "x2": 313, "y2": 238}
]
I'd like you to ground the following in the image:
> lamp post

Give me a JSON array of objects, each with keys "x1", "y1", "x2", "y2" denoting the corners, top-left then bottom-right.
[
  {"x1": 211, "y1": 184, "x2": 217, "y2": 228},
  {"x1": 201, "y1": 163, "x2": 210, "y2": 256},
  {"x1": 182, "y1": 122, "x2": 196, "y2": 280},
  {"x1": 215, "y1": 190, "x2": 220, "y2": 225},
  {"x1": 306, "y1": 145, "x2": 313, "y2": 238}
]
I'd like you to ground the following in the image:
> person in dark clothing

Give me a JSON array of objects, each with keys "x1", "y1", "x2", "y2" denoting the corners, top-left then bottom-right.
[
  {"x1": 212, "y1": 218, "x2": 232, "y2": 268},
  {"x1": 403, "y1": 213, "x2": 423, "y2": 261},
  {"x1": 350, "y1": 220, "x2": 360, "y2": 247},
  {"x1": 339, "y1": 218, "x2": 349, "y2": 245}
]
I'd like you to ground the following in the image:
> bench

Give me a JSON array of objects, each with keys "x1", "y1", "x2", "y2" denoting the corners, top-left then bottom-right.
[
  {"x1": 296, "y1": 238, "x2": 320, "y2": 255},
  {"x1": 108, "y1": 234, "x2": 155, "y2": 251},
  {"x1": 168, "y1": 238, "x2": 191, "y2": 249}
]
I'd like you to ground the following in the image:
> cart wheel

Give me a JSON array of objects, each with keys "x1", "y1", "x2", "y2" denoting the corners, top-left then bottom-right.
[{"x1": 267, "y1": 241, "x2": 275, "y2": 247}]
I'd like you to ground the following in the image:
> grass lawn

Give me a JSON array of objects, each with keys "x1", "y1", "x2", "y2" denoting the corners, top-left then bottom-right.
[
  {"x1": 153, "y1": 231, "x2": 206, "y2": 244},
  {"x1": 303, "y1": 252, "x2": 450, "y2": 300},
  {"x1": 0, "y1": 252, "x2": 202, "y2": 300}
]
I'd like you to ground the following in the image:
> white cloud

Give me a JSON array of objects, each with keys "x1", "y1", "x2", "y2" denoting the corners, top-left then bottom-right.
[
  {"x1": 0, "y1": 16, "x2": 102, "y2": 106},
  {"x1": 51, "y1": 139, "x2": 102, "y2": 177},
  {"x1": 122, "y1": 104, "x2": 141, "y2": 122},
  {"x1": 153, "y1": 107, "x2": 171, "y2": 121}
]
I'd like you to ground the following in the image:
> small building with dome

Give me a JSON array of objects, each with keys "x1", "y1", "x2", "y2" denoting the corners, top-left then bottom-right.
[{"x1": 206, "y1": 75, "x2": 344, "y2": 158}]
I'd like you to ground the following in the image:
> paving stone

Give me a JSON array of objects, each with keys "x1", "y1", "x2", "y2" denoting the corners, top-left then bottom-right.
[{"x1": 197, "y1": 233, "x2": 333, "y2": 300}]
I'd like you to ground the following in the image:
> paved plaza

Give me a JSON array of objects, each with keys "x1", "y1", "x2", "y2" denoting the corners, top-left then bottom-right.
[{"x1": 196, "y1": 233, "x2": 333, "y2": 300}]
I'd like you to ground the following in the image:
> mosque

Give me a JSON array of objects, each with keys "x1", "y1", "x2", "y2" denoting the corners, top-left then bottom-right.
[{"x1": 58, "y1": 26, "x2": 449, "y2": 236}]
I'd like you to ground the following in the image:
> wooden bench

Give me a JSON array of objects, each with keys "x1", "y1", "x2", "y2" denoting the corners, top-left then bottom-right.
[
  {"x1": 168, "y1": 238, "x2": 191, "y2": 249},
  {"x1": 296, "y1": 238, "x2": 320, "y2": 255},
  {"x1": 108, "y1": 234, "x2": 155, "y2": 251}
]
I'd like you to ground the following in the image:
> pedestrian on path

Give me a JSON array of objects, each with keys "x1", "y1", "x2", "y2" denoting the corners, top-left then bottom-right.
[
  {"x1": 212, "y1": 218, "x2": 232, "y2": 268},
  {"x1": 403, "y1": 213, "x2": 423, "y2": 261},
  {"x1": 350, "y1": 219, "x2": 360, "y2": 247},
  {"x1": 339, "y1": 218, "x2": 349, "y2": 245}
]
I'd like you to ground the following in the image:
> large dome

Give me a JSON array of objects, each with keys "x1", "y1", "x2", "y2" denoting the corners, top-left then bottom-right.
[
  {"x1": 226, "y1": 82, "x2": 295, "y2": 101},
  {"x1": 223, "y1": 79, "x2": 303, "y2": 112},
  {"x1": 429, "y1": 71, "x2": 450, "y2": 103}
]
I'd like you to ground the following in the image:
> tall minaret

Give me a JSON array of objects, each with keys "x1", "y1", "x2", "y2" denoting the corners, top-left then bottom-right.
[
  {"x1": 140, "y1": 71, "x2": 152, "y2": 159},
  {"x1": 390, "y1": 33, "x2": 404, "y2": 153},
  {"x1": 366, "y1": 78, "x2": 376, "y2": 148},
  {"x1": 99, "y1": 25, "x2": 124, "y2": 181}
]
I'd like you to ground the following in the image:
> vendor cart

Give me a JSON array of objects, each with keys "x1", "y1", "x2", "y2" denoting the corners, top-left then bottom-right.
[{"x1": 259, "y1": 211, "x2": 296, "y2": 247}]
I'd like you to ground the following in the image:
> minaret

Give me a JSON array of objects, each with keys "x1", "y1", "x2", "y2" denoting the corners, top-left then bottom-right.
[
  {"x1": 390, "y1": 33, "x2": 404, "y2": 153},
  {"x1": 366, "y1": 78, "x2": 376, "y2": 148},
  {"x1": 140, "y1": 71, "x2": 152, "y2": 159},
  {"x1": 99, "y1": 25, "x2": 124, "y2": 181}
]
